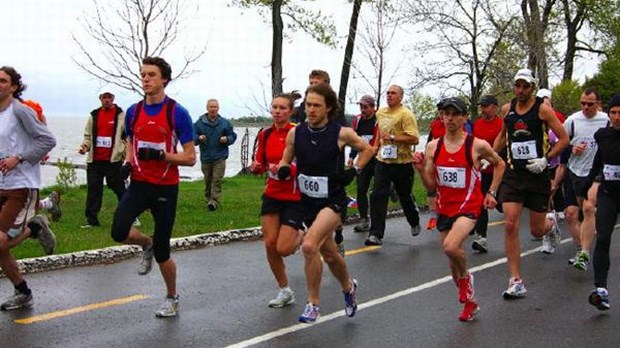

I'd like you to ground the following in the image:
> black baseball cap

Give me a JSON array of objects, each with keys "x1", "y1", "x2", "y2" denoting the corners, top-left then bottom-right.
[
  {"x1": 440, "y1": 97, "x2": 468, "y2": 114},
  {"x1": 479, "y1": 95, "x2": 498, "y2": 106}
]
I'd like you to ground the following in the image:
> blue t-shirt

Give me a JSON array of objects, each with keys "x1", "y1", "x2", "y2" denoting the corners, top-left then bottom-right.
[{"x1": 125, "y1": 97, "x2": 194, "y2": 145}]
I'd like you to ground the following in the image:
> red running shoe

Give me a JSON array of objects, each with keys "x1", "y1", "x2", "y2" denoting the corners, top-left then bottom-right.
[
  {"x1": 457, "y1": 274, "x2": 474, "y2": 303},
  {"x1": 458, "y1": 299, "x2": 480, "y2": 322},
  {"x1": 426, "y1": 217, "x2": 437, "y2": 230}
]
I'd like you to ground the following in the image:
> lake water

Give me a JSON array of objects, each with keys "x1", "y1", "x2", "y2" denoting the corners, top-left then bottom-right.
[
  {"x1": 41, "y1": 117, "x2": 428, "y2": 188},
  {"x1": 41, "y1": 117, "x2": 261, "y2": 188}
]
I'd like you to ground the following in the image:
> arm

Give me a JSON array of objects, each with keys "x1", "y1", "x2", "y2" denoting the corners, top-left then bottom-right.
[
  {"x1": 250, "y1": 129, "x2": 267, "y2": 174},
  {"x1": 225, "y1": 123, "x2": 238, "y2": 145},
  {"x1": 493, "y1": 103, "x2": 510, "y2": 153},
  {"x1": 412, "y1": 141, "x2": 438, "y2": 192},
  {"x1": 475, "y1": 139, "x2": 505, "y2": 209},
  {"x1": 14, "y1": 104, "x2": 56, "y2": 163},
  {"x1": 540, "y1": 103, "x2": 569, "y2": 159},
  {"x1": 80, "y1": 114, "x2": 93, "y2": 154},
  {"x1": 164, "y1": 141, "x2": 196, "y2": 167},
  {"x1": 340, "y1": 127, "x2": 374, "y2": 170},
  {"x1": 278, "y1": 128, "x2": 296, "y2": 168}
]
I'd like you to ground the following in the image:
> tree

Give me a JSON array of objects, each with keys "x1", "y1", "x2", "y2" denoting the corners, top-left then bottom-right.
[
  {"x1": 520, "y1": 0, "x2": 556, "y2": 87},
  {"x1": 552, "y1": 79, "x2": 582, "y2": 115},
  {"x1": 231, "y1": 0, "x2": 337, "y2": 97},
  {"x1": 337, "y1": 0, "x2": 364, "y2": 118},
  {"x1": 352, "y1": 0, "x2": 404, "y2": 109},
  {"x1": 72, "y1": 0, "x2": 206, "y2": 94},
  {"x1": 403, "y1": 0, "x2": 517, "y2": 116}
]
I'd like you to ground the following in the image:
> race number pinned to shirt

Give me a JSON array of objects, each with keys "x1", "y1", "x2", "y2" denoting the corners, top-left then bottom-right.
[
  {"x1": 137, "y1": 140, "x2": 166, "y2": 151},
  {"x1": 380, "y1": 144, "x2": 398, "y2": 159},
  {"x1": 437, "y1": 166, "x2": 466, "y2": 188},
  {"x1": 298, "y1": 174, "x2": 329, "y2": 198},
  {"x1": 96, "y1": 136, "x2": 112, "y2": 148},
  {"x1": 510, "y1": 140, "x2": 538, "y2": 160},
  {"x1": 603, "y1": 164, "x2": 620, "y2": 181}
]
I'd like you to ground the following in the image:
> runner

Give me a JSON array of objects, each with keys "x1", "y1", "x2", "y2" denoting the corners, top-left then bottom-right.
[
  {"x1": 414, "y1": 97, "x2": 505, "y2": 321},
  {"x1": 493, "y1": 68, "x2": 568, "y2": 299},
  {"x1": 277, "y1": 82, "x2": 374, "y2": 323},
  {"x1": 0, "y1": 66, "x2": 57, "y2": 310},
  {"x1": 250, "y1": 93, "x2": 304, "y2": 308},
  {"x1": 110, "y1": 57, "x2": 196, "y2": 317},
  {"x1": 471, "y1": 95, "x2": 503, "y2": 253},
  {"x1": 586, "y1": 94, "x2": 620, "y2": 310}
]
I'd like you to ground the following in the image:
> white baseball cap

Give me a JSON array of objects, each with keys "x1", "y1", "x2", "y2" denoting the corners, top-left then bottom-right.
[
  {"x1": 98, "y1": 85, "x2": 115, "y2": 97},
  {"x1": 536, "y1": 88, "x2": 552, "y2": 99},
  {"x1": 513, "y1": 68, "x2": 537, "y2": 85}
]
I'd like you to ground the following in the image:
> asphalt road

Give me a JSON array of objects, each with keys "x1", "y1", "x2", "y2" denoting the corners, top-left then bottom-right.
[{"x1": 1, "y1": 211, "x2": 619, "y2": 348}]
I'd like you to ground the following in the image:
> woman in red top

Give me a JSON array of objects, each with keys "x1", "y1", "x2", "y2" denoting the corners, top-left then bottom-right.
[
  {"x1": 414, "y1": 97, "x2": 505, "y2": 322},
  {"x1": 250, "y1": 93, "x2": 304, "y2": 308}
]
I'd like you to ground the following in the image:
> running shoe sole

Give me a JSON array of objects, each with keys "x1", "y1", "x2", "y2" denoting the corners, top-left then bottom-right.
[{"x1": 588, "y1": 291, "x2": 610, "y2": 311}]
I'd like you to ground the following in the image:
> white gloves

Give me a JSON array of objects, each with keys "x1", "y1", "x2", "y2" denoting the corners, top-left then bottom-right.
[
  {"x1": 525, "y1": 157, "x2": 547, "y2": 174},
  {"x1": 480, "y1": 159, "x2": 491, "y2": 171}
]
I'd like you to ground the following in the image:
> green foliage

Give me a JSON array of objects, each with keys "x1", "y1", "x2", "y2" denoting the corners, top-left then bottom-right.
[
  {"x1": 552, "y1": 80, "x2": 582, "y2": 116},
  {"x1": 55, "y1": 157, "x2": 78, "y2": 189},
  {"x1": 406, "y1": 93, "x2": 436, "y2": 133},
  {"x1": 582, "y1": 46, "x2": 620, "y2": 105}
]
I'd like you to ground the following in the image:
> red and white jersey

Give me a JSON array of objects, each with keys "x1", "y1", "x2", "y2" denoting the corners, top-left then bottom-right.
[{"x1": 433, "y1": 135, "x2": 483, "y2": 218}]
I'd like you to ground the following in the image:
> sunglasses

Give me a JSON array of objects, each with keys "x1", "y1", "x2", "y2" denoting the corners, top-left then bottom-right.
[{"x1": 580, "y1": 101, "x2": 597, "y2": 107}]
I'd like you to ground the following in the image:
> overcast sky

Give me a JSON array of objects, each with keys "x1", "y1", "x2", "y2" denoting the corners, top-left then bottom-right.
[{"x1": 1, "y1": 0, "x2": 600, "y2": 120}]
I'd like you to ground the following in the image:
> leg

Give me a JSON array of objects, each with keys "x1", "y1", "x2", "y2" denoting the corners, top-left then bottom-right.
[
  {"x1": 210, "y1": 159, "x2": 226, "y2": 206},
  {"x1": 502, "y1": 202, "x2": 524, "y2": 279},
  {"x1": 474, "y1": 173, "x2": 492, "y2": 238},
  {"x1": 150, "y1": 185, "x2": 179, "y2": 297},
  {"x1": 580, "y1": 182, "x2": 599, "y2": 254},
  {"x1": 391, "y1": 164, "x2": 420, "y2": 228},
  {"x1": 263, "y1": 213, "x2": 289, "y2": 288},
  {"x1": 592, "y1": 188, "x2": 617, "y2": 289},
  {"x1": 105, "y1": 162, "x2": 127, "y2": 202},
  {"x1": 111, "y1": 182, "x2": 150, "y2": 247},
  {"x1": 368, "y1": 162, "x2": 391, "y2": 240},
  {"x1": 85, "y1": 163, "x2": 105, "y2": 225},
  {"x1": 355, "y1": 161, "x2": 374, "y2": 220},
  {"x1": 201, "y1": 162, "x2": 214, "y2": 205},
  {"x1": 441, "y1": 217, "x2": 477, "y2": 281}
]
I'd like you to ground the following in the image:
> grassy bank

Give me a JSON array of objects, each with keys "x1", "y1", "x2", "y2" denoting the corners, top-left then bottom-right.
[{"x1": 14, "y1": 174, "x2": 426, "y2": 259}]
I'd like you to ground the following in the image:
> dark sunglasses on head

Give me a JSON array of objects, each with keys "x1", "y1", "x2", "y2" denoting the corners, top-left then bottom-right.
[{"x1": 580, "y1": 101, "x2": 597, "y2": 107}]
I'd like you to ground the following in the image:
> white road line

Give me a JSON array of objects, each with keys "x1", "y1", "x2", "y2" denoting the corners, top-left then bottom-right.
[{"x1": 225, "y1": 239, "x2": 568, "y2": 348}]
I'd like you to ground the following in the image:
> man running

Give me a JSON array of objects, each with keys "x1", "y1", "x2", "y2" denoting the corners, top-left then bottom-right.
[
  {"x1": 110, "y1": 57, "x2": 196, "y2": 317},
  {"x1": 414, "y1": 97, "x2": 505, "y2": 321},
  {"x1": 278, "y1": 83, "x2": 374, "y2": 323},
  {"x1": 493, "y1": 68, "x2": 568, "y2": 299}
]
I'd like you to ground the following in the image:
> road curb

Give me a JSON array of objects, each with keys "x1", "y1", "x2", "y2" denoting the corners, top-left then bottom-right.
[{"x1": 2, "y1": 209, "x2": 408, "y2": 277}]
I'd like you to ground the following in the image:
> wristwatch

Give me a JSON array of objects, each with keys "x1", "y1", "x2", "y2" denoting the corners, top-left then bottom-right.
[
  {"x1": 14, "y1": 154, "x2": 24, "y2": 164},
  {"x1": 389, "y1": 134, "x2": 395, "y2": 141},
  {"x1": 487, "y1": 190, "x2": 497, "y2": 199}
]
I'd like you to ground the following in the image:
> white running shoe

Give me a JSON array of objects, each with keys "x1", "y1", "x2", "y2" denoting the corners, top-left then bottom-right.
[
  {"x1": 503, "y1": 278, "x2": 527, "y2": 299},
  {"x1": 541, "y1": 233, "x2": 555, "y2": 254},
  {"x1": 268, "y1": 287, "x2": 295, "y2": 308},
  {"x1": 155, "y1": 295, "x2": 179, "y2": 317}
]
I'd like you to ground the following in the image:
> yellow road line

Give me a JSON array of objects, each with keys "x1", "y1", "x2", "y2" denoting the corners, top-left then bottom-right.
[
  {"x1": 488, "y1": 221, "x2": 505, "y2": 227},
  {"x1": 346, "y1": 245, "x2": 381, "y2": 256},
  {"x1": 14, "y1": 294, "x2": 150, "y2": 324}
]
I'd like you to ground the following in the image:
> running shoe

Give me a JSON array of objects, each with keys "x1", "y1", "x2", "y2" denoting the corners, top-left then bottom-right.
[
  {"x1": 471, "y1": 234, "x2": 488, "y2": 253},
  {"x1": 588, "y1": 288, "x2": 610, "y2": 311},
  {"x1": 458, "y1": 274, "x2": 475, "y2": 303},
  {"x1": 411, "y1": 224, "x2": 422, "y2": 237},
  {"x1": 458, "y1": 299, "x2": 480, "y2": 322},
  {"x1": 540, "y1": 233, "x2": 555, "y2": 254},
  {"x1": 572, "y1": 250, "x2": 590, "y2": 271},
  {"x1": 353, "y1": 221, "x2": 369, "y2": 233},
  {"x1": 138, "y1": 243, "x2": 154, "y2": 275},
  {"x1": 546, "y1": 212, "x2": 561, "y2": 246},
  {"x1": 268, "y1": 287, "x2": 295, "y2": 308},
  {"x1": 298, "y1": 303, "x2": 320, "y2": 323},
  {"x1": 364, "y1": 235, "x2": 382, "y2": 246},
  {"x1": 336, "y1": 241, "x2": 346, "y2": 258},
  {"x1": 155, "y1": 295, "x2": 179, "y2": 317},
  {"x1": 503, "y1": 277, "x2": 527, "y2": 299},
  {"x1": 132, "y1": 218, "x2": 141, "y2": 227},
  {"x1": 344, "y1": 279, "x2": 358, "y2": 317},
  {"x1": 568, "y1": 250, "x2": 581, "y2": 266},
  {"x1": 30, "y1": 214, "x2": 56, "y2": 255},
  {"x1": 0, "y1": 290, "x2": 34, "y2": 311},
  {"x1": 426, "y1": 217, "x2": 437, "y2": 230},
  {"x1": 47, "y1": 191, "x2": 62, "y2": 222}
]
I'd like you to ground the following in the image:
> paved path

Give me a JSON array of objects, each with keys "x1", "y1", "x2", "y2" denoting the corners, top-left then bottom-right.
[{"x1": 1, "y1": 211, "x2": 619, "y2": 347}]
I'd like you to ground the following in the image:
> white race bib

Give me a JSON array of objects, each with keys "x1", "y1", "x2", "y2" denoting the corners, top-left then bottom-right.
[
  {"x1": 96, "y1": 136, "x2": 112, "y2": 148},
  {"x1": 510, "y1": 140, "x2": 538, "y2": 160},
  {"x1": 380, "y1": 144, "x2": 398, "y2": 159},
  {"x1": 137, "y1": 140, "x2": 166, "y2": 151},
  {"x1": 603, "y1": 164, "x2": 620, "y2": 181},
  {"x1": 298, "y1": 174, "x2": 329, "y2": 198},
  {"x1": 437, "y1": 166, "x2": 466, "y2": 188},
  {"x1": 361, "y1": 135, "x2": 373, "y2": 143}
]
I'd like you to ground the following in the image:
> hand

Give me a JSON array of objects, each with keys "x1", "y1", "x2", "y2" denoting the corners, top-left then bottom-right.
[
  {"x1": 525, "y1": 157, "x2": 547, "y2": 174},
  {"x1": 198, "y1": 135, "x2": 206, "y2": 143},
  {"x1": 120, "y1": 162, "x2": 132, "y2": 180},
  {"x1": 480, "y1": 159, "x2": 491, "y2": 170},
  {"x1": 484, "y1": 194, "x2": 497, "y2": 210},
  {"x1": 412, "y1": 151, "x2": 425, "y2": 170},
  {"x1": 219, "y1": 136, "x2": 228, "y2": 144},
  {"x1": 249, "y1": 161, "x2": 264, "y2": 174},
  {"x1": 346, "y1": 159, "x2": 354, "y2": 168},
  {"x1": 78, "y1": 144, "x2": 89, "y2": 154},
  {"x1": 277, "y1": 165, "x2": 291, "y2": 180},
  {"x1": 137, "y1": 148, "x2": 165, "y2": 161},
  {"x1": 572, "y1": 142, "x2": 586, "y2": 156}
]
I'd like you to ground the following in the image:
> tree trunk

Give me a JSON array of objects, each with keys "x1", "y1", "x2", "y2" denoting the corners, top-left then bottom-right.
[
  {"x1": 522, "y1": 0, "x2": 552, "y2": 87},
  {"x1": 338, "y1": 0, "x2": 363, "y2": 121},
  {"x1": 561, "y1": 0, "x2": 586, "y2": 82},
  {"x1": 271, "y1": 0, "x2": 284, "y2": 97}
]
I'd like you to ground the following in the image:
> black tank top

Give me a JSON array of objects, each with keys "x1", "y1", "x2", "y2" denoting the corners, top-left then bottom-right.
[
  {"x1": 505, "y1": 97, "x2": 550, "y2": 171},
  {"x1": 295, "y1": 120, "x2": 345, "y2": 197}
]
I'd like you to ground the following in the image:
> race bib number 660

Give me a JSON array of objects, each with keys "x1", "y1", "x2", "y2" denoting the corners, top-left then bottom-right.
[{"x1": 298, "y1": 174, "x2": 329, "y2": 198}]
